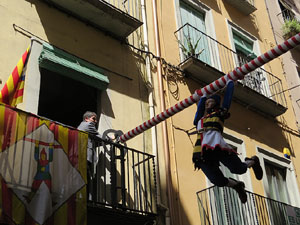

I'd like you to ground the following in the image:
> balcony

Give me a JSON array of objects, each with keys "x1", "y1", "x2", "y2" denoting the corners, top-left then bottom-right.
[
  {"x1": 197, "y1": 186, "x2": 300, "y2": 225},
  {"x1": 223, "y1": 0, "x2": 257, "y2": 15},
  {"x1": 87, "y1": 135, "x2": 157, "y2": 225},
  {"x1": 0, "y1": 103, "x2": 156, "y2": 225},
  {"x1": 42, "y1": 0, "x2": 143, "y2": 39},
  {"x1": 277, "y1": 9, "x2": 300, "y2": 52},
  {"x1": 175, "y1": 24, "x2": 287, "y2": 117}
]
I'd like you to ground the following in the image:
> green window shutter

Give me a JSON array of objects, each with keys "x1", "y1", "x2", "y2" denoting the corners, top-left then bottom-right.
[
  {"x1": 233, "y1": 32, "x2": 254, "y2": 57},
  {"x1": 38, "y1": 43, "x2": 109, "y2": 90}
]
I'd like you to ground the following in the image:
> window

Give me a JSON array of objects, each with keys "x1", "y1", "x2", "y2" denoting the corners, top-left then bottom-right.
[
  {"x1": 38, "y1": 68, "x2": 98, "y2": 128},
  {"x1": 278, "y1": 0, "x2": 295, "y2": 21},
  {"x1": 178, "y1": 1, "x2": 211, "y2": 64},
  {"x1": 22, "y1": 40, "x2": 109, "y2": 128},
  {"x1": 230, "y1": 27, "x2": 269, "y2": 96},
  {"x1": 265, "y1": 162, "x2": 290, "y2": 203},
  {"x1": 258, "y1": 147, "x2": 300, "y2": 207},
  {"x1": 36, "y1": 43, "x2": 109, "y2": 128}
]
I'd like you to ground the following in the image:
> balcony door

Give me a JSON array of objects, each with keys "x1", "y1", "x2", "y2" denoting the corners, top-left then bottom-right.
[
  {"x1": 179, "y1": 1, "x2": 211, "y2": 65},
  {"x1": 232, "y1": 31, "x2": 270, "y2": 97},
  {"x1": 38, "y1": 68, "x2": 98, "y2": 128}
]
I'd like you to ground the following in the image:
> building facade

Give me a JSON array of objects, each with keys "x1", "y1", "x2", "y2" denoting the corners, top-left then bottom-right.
[
  {"x1": 1, "y1": 0, "x2": 300, "y2": 225},
  {"x1": 264, "y1": 0, "x2": 300, "y2": 130},
  {"x1": 147, "y1": 0, "x2": 300, "y2": 224},
  {"x1": 0, "y1": 0, "x2": 158, "y2": 224}
]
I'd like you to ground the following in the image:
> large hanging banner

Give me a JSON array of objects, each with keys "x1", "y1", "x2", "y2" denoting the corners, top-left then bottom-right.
[{"x1": 0, "y1": 103, "x2": 87, "y2": 225}]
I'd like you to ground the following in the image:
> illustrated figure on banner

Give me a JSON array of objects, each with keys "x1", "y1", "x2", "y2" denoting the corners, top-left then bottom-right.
[{"x1": 32, "y1": 140, "x2": 53, "y2": 192}]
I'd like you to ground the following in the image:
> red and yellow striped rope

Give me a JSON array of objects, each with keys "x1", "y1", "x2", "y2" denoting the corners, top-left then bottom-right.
[{"x1": 0, "y1": 46, "x2": 31, "y2": 107}]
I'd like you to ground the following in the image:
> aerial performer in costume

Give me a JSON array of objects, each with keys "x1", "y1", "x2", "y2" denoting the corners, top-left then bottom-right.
[{"x1": 192, "y1": 80, "x2": 263, "y2": 203}]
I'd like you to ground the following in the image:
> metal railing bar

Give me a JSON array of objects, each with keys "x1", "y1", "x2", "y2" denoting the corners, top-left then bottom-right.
[
  {"x1": 208, "y1": 188, "x2": 216, "y2": 225},
  {"x1": 143, "y1": 154, "x2": 148, "y2": 212},
  {"x1": 126, "y1": 150, "x2": 131, "y2": 209},
  {"x1": 103, "y1": 143, "x2": 108, "y2": 203},
  {"x1": 148, "y1": 159, "x2": 153, "y2": 212},
  {"x1": 133, "y1": 156, "x2": 153, "y2": 167},
  {"x1": 197, "y1": 186, "x2": 300, "y2": 225},
  {"x1": 89, "y1": 136, "x2": 155, "y2": 158},
  {"x1": 138, "y1": 153, "x2": 143, "y2": 212},
  {"x1": 132, "y1": 150, "x2": 137, "y2": 210},
  {"x1": 120, "y1": 146, "x2": 126, "y2": 208}
]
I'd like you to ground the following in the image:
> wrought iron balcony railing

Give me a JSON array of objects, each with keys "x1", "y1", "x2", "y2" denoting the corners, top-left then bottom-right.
[
  {"x1": 175, "y1": 23, "x2": 287, "y2": 108},
  {"x1": 197, "y1": 186, "x2": 300, "y2": 225},
  {"x1": 88, "y1": 135, "x2": 157, "y2": 216},
  {"x1": 277, "y1": 8, "x2": 296, "y2": 22}
]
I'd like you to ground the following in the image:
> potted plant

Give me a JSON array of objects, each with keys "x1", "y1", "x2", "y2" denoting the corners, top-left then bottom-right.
[
  {"x1": 177, "y1": 33, "x2": 204, "y2": 59},
  {"x1": 282, "y1": 19, "x2": 300, "y2": 40}
]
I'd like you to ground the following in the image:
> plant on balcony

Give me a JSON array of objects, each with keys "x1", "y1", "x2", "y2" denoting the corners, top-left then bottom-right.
[
  {"x1": 177, "y1": 33, "x2": 204, "y2": 59},
  {"x1": 282, "y1": 19, "x2": 300, "y2": 40}
]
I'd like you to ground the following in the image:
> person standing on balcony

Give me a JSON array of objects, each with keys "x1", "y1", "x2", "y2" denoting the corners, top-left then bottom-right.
[
  {"x1": 193, "y1": 80, "x2": 263, "y2": 203},
  {"x1": 77, "y1": 111, "x2": 102, "y2": 200}
]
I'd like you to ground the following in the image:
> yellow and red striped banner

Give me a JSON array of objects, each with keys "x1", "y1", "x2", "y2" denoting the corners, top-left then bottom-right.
[
  {"x1": 0, "y1": 103, "x2": 87, "y2": 225},
  {"x1": 0, "y1": 46, "x2": 31, "y2": 107}
]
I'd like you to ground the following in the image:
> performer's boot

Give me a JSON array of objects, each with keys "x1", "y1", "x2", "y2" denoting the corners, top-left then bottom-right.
[
  {"x1": 245, "y1": 156, "x2": 263, "y2": 180},
  {"x1": 227, "y1": 178, "x2": 247, "y2": 203}
]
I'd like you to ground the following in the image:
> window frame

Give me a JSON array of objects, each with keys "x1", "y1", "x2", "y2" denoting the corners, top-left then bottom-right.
[
  {"x1": 257, "y1": 147, "x2": 300, "y2": 207},
  {"x1": 227, "y1": 20, "x2": 273, "y2": 97},
  {"x1": 20, "y1": 38, "x2": 108, "y2": 117},
  {"x1": 174, "y1": 0, "x2": 219, "y2": 67},
  {"x1": 226, "y1": 20, "x2": 260, "y2": 67},
  {"x1": 264, "y1": 161, "x2": 290, "y2": 203}
]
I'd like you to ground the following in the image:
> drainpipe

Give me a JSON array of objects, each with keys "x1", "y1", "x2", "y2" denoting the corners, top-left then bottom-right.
[
  {"x1": 141, "y1": 0, "x2": 162, "y2": 209},
  {"x1": 151, "y1": 0, "x2": 174, "y2": 224}
]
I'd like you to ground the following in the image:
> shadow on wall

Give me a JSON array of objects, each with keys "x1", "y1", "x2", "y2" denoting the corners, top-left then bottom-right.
[
  {"x1": 222, "y1": 2, "x2": 260, "y2": 41},
  {"x1": 197, "y1": 0, "x2": 222, "y2": 14}
]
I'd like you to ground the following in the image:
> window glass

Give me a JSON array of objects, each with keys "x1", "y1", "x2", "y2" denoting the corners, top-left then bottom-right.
[
  {"x1": 179, "y1": 1, "x2": 211, "y2": 64},
  {"x1": 278, "y1": 0, "x2": 295, "y2": 21},
  {"x1": 233, "y1": 32, "x2": 254, "y2": 57},
  {"x1": 231, "y1": 29, "x2": 269, "y2": 95},
  {"x1": 265, "y1": 162, "x2": 290, "y2": 204}
]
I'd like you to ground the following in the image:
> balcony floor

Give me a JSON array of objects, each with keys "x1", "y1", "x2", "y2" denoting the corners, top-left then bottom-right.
[
  {"x1": 87, "y1": 203, "x2": 156, "y2": 225},
  {"x1": 223, "y1": 0, "x2": 257, "y2": 15},
  {"x1": 43, "y1": 0, "x2": 143, "y2": 39}
]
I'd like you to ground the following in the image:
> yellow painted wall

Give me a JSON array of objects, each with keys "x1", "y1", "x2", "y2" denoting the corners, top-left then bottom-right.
[
  {"x1": 152, "y1": 0, "x2": 300, "y2": 224},
  {"x1": 0, "y1": 0, "x2": 152, "y2": 152},
  {"x1": 2, "y1": 0, "x2": 300, "y2": 224}
]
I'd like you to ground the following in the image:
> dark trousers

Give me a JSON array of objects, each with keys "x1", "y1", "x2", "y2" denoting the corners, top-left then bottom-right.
[
  {"x1": 199, "y1": 149, "x2": 248, "y2": 186},
  {"x1": 87, "y1": 161, "x2": 94, "y2": 200}
]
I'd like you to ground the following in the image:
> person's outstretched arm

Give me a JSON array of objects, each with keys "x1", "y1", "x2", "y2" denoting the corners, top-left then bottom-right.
[
  {"x1": 193, "y1": 96, "x2": 207, "y2": 126},
  {"x1": 222, "y1": 80, "x2": 234, "y2": 110},
  {"x1": 87, "y1": 122, "x2": 102, "y2": 138}
]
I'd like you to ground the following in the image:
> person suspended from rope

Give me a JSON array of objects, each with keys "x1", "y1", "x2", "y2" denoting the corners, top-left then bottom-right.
[{"x1": 193, "y1": 80, "x2": 263, "y2": 203}]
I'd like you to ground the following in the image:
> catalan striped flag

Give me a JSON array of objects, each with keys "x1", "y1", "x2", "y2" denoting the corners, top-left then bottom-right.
[
  {"x1": 0, "y1": 103, "x2": 87, "y2": 225},
  {"x1": 0, "y1": 45, "x2": 31, "y2": 107}
]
